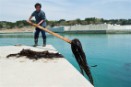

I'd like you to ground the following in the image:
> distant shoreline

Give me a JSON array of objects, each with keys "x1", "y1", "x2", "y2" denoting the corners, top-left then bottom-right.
[
  {"x1": 0, "y1": 27, "x2": 34, "y2": 34},
  {"x1": 1, "y1": 25, "x2": 131, "y2": 34}
]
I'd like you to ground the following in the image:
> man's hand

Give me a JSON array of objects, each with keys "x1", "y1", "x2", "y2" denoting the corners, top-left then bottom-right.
[
  {"x1": 26, "y1": 15, "x2": 33, "y2": 24},
  {"x1": 26, "y1": 20, "x2": 30, "y2": 22},
  {"x1": 26, "y1": 20, "x2": 32, "y2": 24}
]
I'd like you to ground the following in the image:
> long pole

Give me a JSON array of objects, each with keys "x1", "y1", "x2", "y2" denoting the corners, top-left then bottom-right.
[{"x1": 27, "y1": 21, "x2": 72, "y2": 44}]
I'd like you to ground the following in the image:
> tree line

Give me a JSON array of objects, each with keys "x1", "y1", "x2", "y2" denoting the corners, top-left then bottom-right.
[{"x1": 0, "y1": 17, "x2": 131, "y2": 29}]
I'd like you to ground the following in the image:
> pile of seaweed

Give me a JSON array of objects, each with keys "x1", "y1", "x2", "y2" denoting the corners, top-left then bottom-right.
[{"x1": 7, "y1": 49, "x2": 63, "y2": 60}]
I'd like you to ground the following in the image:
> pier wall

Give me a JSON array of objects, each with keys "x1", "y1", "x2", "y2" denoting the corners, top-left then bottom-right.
[
  {"x1": 49, "y1": 24, "x2": 131, "y2": 33},
  {"x1": 68, "y1": 24, "x2": 108, "y2": 31}
]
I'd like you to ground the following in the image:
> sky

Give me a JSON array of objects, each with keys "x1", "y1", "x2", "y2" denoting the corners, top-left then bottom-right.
[{"x1": 0, "y1": 0, "x2": 131, "y2": 22}]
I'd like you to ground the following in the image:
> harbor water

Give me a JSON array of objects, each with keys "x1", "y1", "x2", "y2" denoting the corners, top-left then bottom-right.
[{"x1": 0, "y1": 33, "x2": 131, "y2": 87}]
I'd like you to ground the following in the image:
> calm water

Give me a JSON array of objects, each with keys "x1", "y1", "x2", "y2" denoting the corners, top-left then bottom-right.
[{"x1": 0, "y1": 33, "x2": 131, "y2": 87}]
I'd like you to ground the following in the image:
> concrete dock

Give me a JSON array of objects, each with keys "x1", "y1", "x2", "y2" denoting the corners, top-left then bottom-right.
[{"x1": 0, "y1": 45, "x2": 94, "y2": 87}]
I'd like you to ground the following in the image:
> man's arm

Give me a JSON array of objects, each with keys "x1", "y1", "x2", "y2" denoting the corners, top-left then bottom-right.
[
  {"x1": 27, "y1": 16, "x2": 44, "y2": 25},
  {"x1": 28, "y1": 16, "x2": 33, "y2": 21},
  {"x1": 38, "y1": 20, "x2": 44, "y2": 25},
  {"x1": 38, "y1": 11, "x2": 46, "y2": 25}
]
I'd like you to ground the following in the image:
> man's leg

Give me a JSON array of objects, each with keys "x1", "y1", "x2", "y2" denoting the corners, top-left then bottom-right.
[
  {"x1": 34, "y1": 28, "x2": 40, "y2": 47},
  {"x1": 41, "y1": 30, "x2": 46, "y2": 47}
]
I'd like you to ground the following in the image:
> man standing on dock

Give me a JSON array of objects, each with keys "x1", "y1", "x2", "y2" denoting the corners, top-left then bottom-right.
[{"x1": 28, "y1": 3, "x2": 47, "y2": 47}]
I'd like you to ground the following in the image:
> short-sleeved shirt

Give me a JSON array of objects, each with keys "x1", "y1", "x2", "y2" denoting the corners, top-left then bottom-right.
[{"x1": 31, "y1": 10, "x2": 46, "y2": 27}]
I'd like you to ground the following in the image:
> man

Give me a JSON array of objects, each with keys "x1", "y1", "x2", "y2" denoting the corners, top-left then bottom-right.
[{"x1": 28, "y1": 3, "x2": 46, "y2": 47}]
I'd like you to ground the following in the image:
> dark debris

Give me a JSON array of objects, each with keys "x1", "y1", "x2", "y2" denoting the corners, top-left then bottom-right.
[{"x1": 7, "y1": 49, "x2": 63, "y2": 60}]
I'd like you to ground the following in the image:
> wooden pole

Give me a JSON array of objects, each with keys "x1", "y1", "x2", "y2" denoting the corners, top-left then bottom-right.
[{"x1": 27, "y1": 21, "x2": 72, "y2": 44}]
